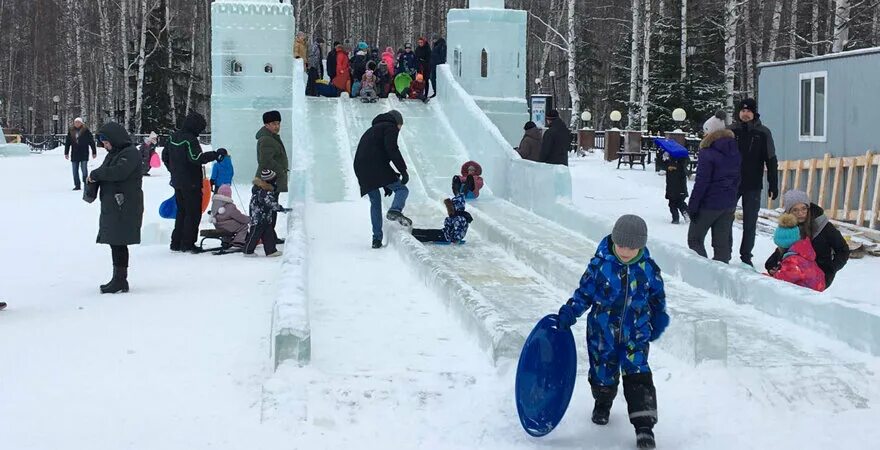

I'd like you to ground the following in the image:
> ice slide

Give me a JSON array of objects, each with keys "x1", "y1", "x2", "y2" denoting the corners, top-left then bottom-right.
[{"x1": 272, "y1": 65, "x2": 878, "y2": 415}]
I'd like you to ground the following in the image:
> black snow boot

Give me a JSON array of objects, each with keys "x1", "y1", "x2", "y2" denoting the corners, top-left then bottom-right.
[
  {"x1": 452, "y1": 176, "x2": 463, "y2": 195},
  {"x1": 386, "y1": 210, "x2": 412, "y2": 227},
  {"x1": 372, "y1": 239, "x2": 383, "y2": 249},
  {"x1": 0, "y1": 301, "x2": 7, "y2": 310},
  {"x1": 590, "y1": 384, "x2": 617, "y2": 425},
  {"x1": 100, "y1": 267, "x2": 129, "y2": 294},
  {"x1": 636, "y1": 427, "x2": 656, "y2": 448}
]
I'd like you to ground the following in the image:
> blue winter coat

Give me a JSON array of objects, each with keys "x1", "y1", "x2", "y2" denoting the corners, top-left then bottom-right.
[
  {"x1": 569, "y1": 236, "x2": 668, "y2": 385},
  {"x1": 211, "y1": 156, "x2": 235, "y2": 186},
  {"x1": 688, "y1": 129, "x2": 741, "y2": 215},
  {"x1": 443, "y1": 194, "x2": 472, "y2": 242},
  {"x1": 249, "y1": 178, "x2": 284, "y2": 226}
]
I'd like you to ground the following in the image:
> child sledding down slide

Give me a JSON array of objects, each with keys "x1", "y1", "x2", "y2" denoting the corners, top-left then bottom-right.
[
  {"x1": 210, "y1": 184, "x2": 249, "y2": 247},
  {"x1": 360, "y1": 68, "x2": 378, "y2": 103},
  {"x1": 411, "y1": 194, "x2": 472, "y2": 244},
  {"x1": 766, "y1": 213, "x2": 827, "y2": 292},
  {"x1": 452, "y1": 160, "x2": 484, "y2": 199}
]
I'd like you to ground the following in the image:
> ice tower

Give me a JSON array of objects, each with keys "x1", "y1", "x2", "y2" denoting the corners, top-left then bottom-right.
[
  {"x1": 211, "y1": 0, "x2": 294, "y2": 184},
  {"x1": 447, "y1": 0, "x2": 529, "y2": 147}
]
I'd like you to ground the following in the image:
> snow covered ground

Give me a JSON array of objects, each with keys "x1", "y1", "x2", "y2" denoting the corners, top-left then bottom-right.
[
  {"x1": 2, "y1": 134, "x2": 878, "y2": 449},
  {"x1": 568, "y1": 151, "x2": 875, "y2": 304}
]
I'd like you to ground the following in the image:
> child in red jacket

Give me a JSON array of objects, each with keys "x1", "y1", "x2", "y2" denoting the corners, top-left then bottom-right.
[
  {"x1": 767, "y1": 213, "x2": 826, "y2": 292},
  {"x1": 452, "y1": 160, "x2": 484, "y2": 199}
]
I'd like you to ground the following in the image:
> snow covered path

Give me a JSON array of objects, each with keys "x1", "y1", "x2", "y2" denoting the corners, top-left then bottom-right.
[{"x1": 0, "y1": 152, "x2": 289, "y2": 449}]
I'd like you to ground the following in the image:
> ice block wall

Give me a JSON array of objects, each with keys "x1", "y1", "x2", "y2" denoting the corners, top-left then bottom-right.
[{"x1": 211, "y1": 0, "x2": 294, "y2": 184}]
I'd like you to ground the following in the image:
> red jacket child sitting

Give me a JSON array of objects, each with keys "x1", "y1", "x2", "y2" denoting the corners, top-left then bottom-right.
[{"x1": 452, "y1": 160, "x2": 484, "y2": 199}]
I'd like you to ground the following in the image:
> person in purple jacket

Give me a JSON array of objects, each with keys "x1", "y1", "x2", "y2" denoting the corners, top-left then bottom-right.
[{"x1": 686, "y1": 115, "x2": 742, "y2": 263}]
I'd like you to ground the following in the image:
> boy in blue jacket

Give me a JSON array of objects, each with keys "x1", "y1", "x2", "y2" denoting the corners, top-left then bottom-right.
[
  {"x1": 411, "y1": 194, "x2": 472, "y2": 244},
  {"x1": 210, "y1": 147, "x2": 235, "y2": 193},
  {"x1": 557, "y1": 214, "x2": 669, "y2": 449}
]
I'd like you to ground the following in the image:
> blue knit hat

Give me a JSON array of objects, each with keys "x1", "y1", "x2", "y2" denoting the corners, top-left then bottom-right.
[{"x1": 773, "y1": 213, "x2": 801, "y2": 249}]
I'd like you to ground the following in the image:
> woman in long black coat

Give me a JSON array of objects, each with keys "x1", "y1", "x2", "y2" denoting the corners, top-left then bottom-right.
[{"x1": 87, "y1": 122, "x2": 144, "y2": 294}]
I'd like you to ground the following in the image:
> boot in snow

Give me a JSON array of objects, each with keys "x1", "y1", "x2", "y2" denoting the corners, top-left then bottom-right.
[
  {"x1": 452, "y1": 176, "x2": 463, "y2": 195},
  {"x1": 591, "y1": 400, "x2": 612, "y2": 425},
  {"x1": 372, "y1": 239, "x2": 383, "y2": 249},
  {"x1": 386, "y1": 210, "x2": 412, "y2": 227},
  {"x1": 100, "y1": 267, "x2": 129, "y2": 294},
  {"x1": 0, "y1": 301, "x2": 7, "y2": 310},
  {"x1": 636, "y1": 428, "x2": 656, "y2": 448}
]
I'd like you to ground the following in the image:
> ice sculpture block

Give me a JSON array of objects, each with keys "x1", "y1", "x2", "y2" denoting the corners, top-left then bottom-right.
[
  {"x1": 211, "y1": 0, "x2": 294, "y2": 185},
  {"x1": 0, "y1": 123, "x2": 30, "y2": 156}
]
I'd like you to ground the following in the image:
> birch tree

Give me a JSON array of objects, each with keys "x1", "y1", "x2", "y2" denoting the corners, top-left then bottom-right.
[
  {"x1": 723, "y1": 0, "x2": 738, "y2": 111},
  {"x1": 768, "y1": 0, "x2": 784, "y2": 61},
  {"x1": 638, "y1": 0, "x2": 652, "y2": 131},
  {"x1": 789, "y1": 0, "x2": 799, "y2": 59},
  {"x1": 832, "y1": 0, "x2": 851, "y2": 52},
  {"x1": 628, "y1": 0, "x2": 643, "y2": 126},
  {"x1": 680, "y1": 0, "x2": 688, "y2": 80},
  {"x1": 165, "y1": 0, "x2": 177, "y2": 126},
  {"x1": 743, "y1": 0, "x2": 755, "y2": 95},
  {"x1": 567, "y1": 0, "x2": 580, "y2": 128}
]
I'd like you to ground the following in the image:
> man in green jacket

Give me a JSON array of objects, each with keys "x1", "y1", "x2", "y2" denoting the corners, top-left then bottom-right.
[{"x1": 256, "y1": 110, "x2": 289, "y2": 193}]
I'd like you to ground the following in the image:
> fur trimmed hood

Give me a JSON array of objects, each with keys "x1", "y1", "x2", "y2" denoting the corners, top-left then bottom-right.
[
  {"x1": 211, "y1": 194, "x2": 234, "y2": 204},
  {"x1": 700, "y1": 129, "x2": 735, "y2": 149}
]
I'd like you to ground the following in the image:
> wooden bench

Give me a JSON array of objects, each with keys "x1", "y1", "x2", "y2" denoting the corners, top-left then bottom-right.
[{"x1": 616, "y1": 152, "x2": 649, "y2": 170}]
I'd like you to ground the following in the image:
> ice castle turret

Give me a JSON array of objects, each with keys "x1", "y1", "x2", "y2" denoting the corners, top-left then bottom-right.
[
  {"x1": 211, "y1": 0, "x2": 294, "y2": 184},
  {"x1": 447, "y1": 0, "x2": 529, "y2": 147}
]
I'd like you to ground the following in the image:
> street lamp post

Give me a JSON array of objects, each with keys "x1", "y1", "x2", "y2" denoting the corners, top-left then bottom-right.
[
  {"x1": 534, "y1": 77, "x2": 542, "y2": 95},
  {"x1": 548, "y1": 70, "x2": 557, "y2": 104},
  {"x1": 672, "y1": 107, "x2": 687, "y2": 132},
  {"x1": 52, "y1": 95, "x2": 60, "y2": 135},
  {"x1": 28, "y1": 107, "x2": 33, "y2": 134}
]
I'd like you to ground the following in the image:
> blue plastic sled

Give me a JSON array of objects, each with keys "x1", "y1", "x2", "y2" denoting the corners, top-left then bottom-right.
[
  {"x1": 434, "y1": 240, "x2": 466, "y2": 245},
  {"x1": 653, "y1": 137, "x2": 689, "y2": 159},
  {"x1": 159, "y1": 194, "x2": 177, "y2": 219},
  {"x1": 515, "y1": 314, "x2": 577, "y2": 437}
]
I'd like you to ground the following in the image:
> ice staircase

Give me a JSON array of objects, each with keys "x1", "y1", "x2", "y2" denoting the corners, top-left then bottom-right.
[{"x1": 278, "y1": 94, "x2": 878, "y2": 412}]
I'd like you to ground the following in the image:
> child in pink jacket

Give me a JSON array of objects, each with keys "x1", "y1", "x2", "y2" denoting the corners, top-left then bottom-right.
[{"x1": 210, "y1": 184, "x2": 249, "y2": 247}]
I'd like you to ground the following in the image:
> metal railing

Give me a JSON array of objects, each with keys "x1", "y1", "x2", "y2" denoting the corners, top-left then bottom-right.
[{"x1": 15, "y1": 133, "x2": 212, "y2": 152}]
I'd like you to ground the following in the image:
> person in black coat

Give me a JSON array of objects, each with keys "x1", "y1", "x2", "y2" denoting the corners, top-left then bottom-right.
[
  {"x1": 539, "y1": 110, "x2": 570, "y2": 166},
  {"x1": 729, "y1": 98, "x2": 779, "y2": 266},
  {"x1": 326, "y1": 41, "x2": 340, "y2": 83},
  {"x1": 414, "y1": 37, "x2": 432, "y2": 89},
  {"x1": 429, "y1": 34, "x2": 447, "y2": 98},
  {"x1": 86, "y1": 122, "x2": 144, "y2": 294},
  {"x1": 662, "y1": 152, "x2": 689, "y2": 224},
  {"x1": 353, "y1": 110, "x2": 410, "y2": 249},
  {"x1": 64, "y1": 118, "x2": 97, "y2": 190},
  {"x1": 161, "y1": 111, "x2": 223, "y2": 253},
  {"x1": 764, "y1": 190, "x2": 849, "y2": 287}
]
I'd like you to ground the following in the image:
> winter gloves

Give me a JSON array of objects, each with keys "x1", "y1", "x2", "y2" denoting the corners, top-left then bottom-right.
[
  {"x1": 768, "y1": 186, "x2": 779, "y2": 201},
  {"x1": 649, "y1": 311, "x2": 670, "y2": 342},
  {"x1": 557, "y1": 303, "x2": 577, "y2": 329},
  {"x1": 400, "y1": 170, "x2": 409, "y2": 185}
]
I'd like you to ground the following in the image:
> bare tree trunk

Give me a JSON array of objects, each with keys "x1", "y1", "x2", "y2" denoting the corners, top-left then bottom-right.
[
  {"x1": 567, "y1": 0, "x2": 580, "y2": 128},
  {"x1": 134, "y1": 0, "x2": 150, "y2": 133},
  {"x1": 324, "y1": 0, "x2": 333, "y2": 42},
  {"x1": 874, "y1": 3, "x2": 880, "y2": 46},
  {"x1": 831, "y1": 0, "x2": 850, "y2": 52},
  {"x1": 165, "y1": 0, "x2": 177, "y2": 127},
  {"x1": 376, "y1": 0, "x2": 384, "y2": 48},
  {"x1": 97, "y1": 0, "x2": 113, "y2": 122},
  {"x1": 71, "y1": 3, "x2": 87, "y2": 118},
  {"x1": 680, "y1": 0, "x2": 687, "y2": 80},
  {"x1": 185, "y1": 2, "x2": 197, "y2": 117},
  {"x1": 639, "y1": 0, "x2": 651, "y2": 131},
  {"x1": 769, "y1": 0, "x2": 784, "y2": 61},
  {"x1": 628, "y1": 0, "x2": 642, "y2": 126},
  {"x1": 537, "y1": 0, "x2": 561, "y2": 80},
  {"x1": 744, "y1": 0, "x2": 755, "y2": 95},
  {"x1": 789, "y1": 0, "x2": 799, "y2": 59},
  {"x1": 811, "y1": 0, "x2": 820, "y2": 55},
  {"x1": 724, "y1": 0, "x2": 738, "y2": 111},
  {"x1": 419, "y1": 0, "x2": 426, "y2": 39},
  {"x1": 121, "y1": 0, "x2": 132, "y2": 130}
]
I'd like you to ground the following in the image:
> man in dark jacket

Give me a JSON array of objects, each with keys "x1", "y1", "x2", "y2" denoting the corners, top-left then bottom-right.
[
  {"x1": 306, "y1": 37, "x2": 324, "y2": 96},
  {"x1": 162, "y1": 111, "x2": 223, "y2": 253},
  {"x1": 87, "y1": 121, "x2": 143, "y2": 293},
  {"x1": 414, "y1": 37, "x2": 431, "y2": 89},
  {"x1": 429, "y1": 34, "x2": 447, "y2": 98},
  {"x1": 64, "y1": 117, "x2": 97, "y2": 190},
  {"x1": 539, "y1": 110, "x2": 570, "y2": 166},
  {"x1": 353, "y1": 110, "x2": 410, "y2": 249},
  {"x1": 400, "y1": 43, "x2": 417, "y2": 75},
  {"x1": 255, "y1": 110, "x2": 289, "y2": 193},
  {"x1": 729, "y1": 98, "x2": 778, "y2": 266},
  {"x1": 687, "y1": 125, "x2": 742, "y2": 263},
  {"x1": 326, "y1": 41, "x2": 340, "y2": 84}
]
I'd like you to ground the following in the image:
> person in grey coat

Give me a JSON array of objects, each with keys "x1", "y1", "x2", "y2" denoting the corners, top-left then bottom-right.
[
  {"x1": 517, "y1": 121, "x2": 543, "y2": 162},
  {"x1": 87, "y1": 122, "x2": 144, "y2": 294}
]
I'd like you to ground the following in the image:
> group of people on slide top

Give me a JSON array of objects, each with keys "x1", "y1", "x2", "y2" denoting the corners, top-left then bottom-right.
[{"x1": 296, "y1": 31, "x2": 446, "y2": 103}]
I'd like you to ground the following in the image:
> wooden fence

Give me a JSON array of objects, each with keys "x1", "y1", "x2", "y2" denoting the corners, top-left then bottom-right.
[{"x1": 768, "y1": 150, "x2": 880, "y2": 229}]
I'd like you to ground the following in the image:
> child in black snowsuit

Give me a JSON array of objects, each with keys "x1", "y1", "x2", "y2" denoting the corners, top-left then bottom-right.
[
  {"x1": 244, "y1": 169, "x2": 288, "y2": 257},
  {"x1": 662, "y1": 151, "x2": 690, "y2": 224},
  {"x1": 411, "y1": 195, "x2": 472, "y2": 244}
]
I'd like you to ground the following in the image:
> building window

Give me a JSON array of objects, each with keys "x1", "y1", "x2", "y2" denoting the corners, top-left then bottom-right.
[
  {"x1": 264, "y1": 63, "x2": 273, "y2": 73},
  {"x1": 799, "y1": 71, "x2": 827, "y2": 142},
  {"x1": 231, "y1": 60, "x2": 243, "y2": 74},
  {"x1": 453, "y1": 48, "x2": 462, "y2": 78},
  {"x1": 480, "y1": 49, "x2": 488, "y2": 78}
]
